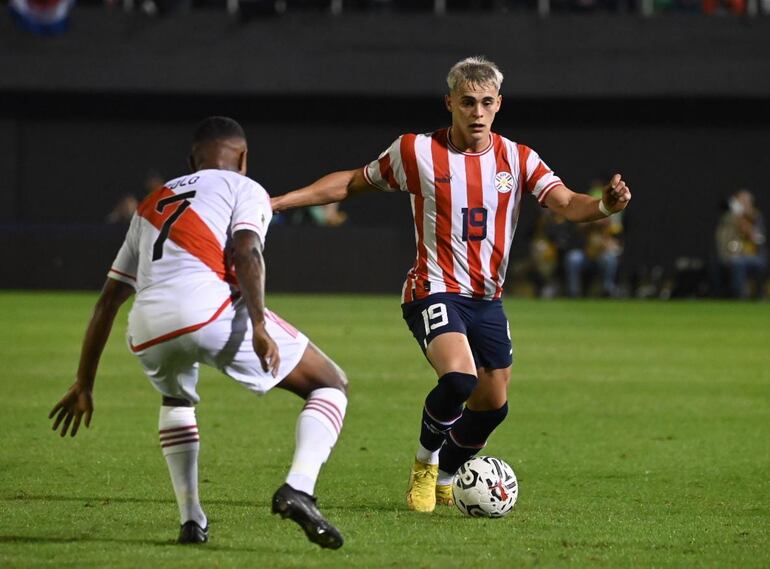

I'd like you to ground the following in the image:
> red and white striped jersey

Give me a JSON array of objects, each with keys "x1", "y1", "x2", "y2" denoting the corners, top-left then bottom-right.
[
  {"x1": 363, "y1": 128, "x2": 563, "y2": 302},
  {"x1": 108, "y1": 169, "x2": 272, "y2": 350}
]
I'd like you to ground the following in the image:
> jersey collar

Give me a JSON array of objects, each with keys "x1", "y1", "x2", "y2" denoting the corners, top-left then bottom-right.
[{"x1": 446, "y1": 127, "x2": 494, "y2": 156}]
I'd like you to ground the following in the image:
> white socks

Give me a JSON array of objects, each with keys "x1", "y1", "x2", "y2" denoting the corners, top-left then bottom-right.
[
  {"x1": 416, "y1": 444, "x2": 440, "y2": 466},
  {"x1": 286, "y1": 388, "x2": 347, "y2": 496},
  {"x1": 437, "y1": 470, "x2": 454, "y2": 486},
  {"x1": 159, "y1": 406, "x2": 207, "y2": 527}
]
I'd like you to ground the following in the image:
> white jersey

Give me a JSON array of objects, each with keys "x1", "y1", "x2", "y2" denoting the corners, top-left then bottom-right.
[{"x1": 108, "y1": 169, "x2": 272, "y2": 351}]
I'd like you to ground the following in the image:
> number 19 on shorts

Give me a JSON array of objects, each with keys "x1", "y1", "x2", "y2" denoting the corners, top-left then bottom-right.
[{"x1": 422, "y1": 303, "x2": 448, "y2": 336}]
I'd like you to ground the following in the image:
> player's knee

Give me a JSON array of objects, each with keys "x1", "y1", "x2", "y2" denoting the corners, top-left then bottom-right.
[
  {"x1": 330, "y1": 366, "x2": 348, "y2": 394},
  {"x1": 439, "y1": 371, "x2": 478, "y2": 402},
  {"x1": 318, "y1": 362, "x2": 348, "y2": 394}
]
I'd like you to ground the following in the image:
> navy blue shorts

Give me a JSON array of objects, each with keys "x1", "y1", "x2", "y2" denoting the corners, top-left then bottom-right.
[{"x1": 401, "y1": 293, "x2": 513, "y2": 370}]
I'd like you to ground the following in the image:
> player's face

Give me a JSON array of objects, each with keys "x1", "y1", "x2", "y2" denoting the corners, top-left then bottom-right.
[{"x1": 445, "y1": 82, "x2": 501, "y2": 151}]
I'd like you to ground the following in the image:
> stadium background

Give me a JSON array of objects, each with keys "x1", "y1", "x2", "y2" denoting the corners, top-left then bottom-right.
[
  {"x1": 2, "y1": 5, "x2": 770, "y2": 567},
  {"x1": 1, "y1": 7, "x2": 769, "y2": 294}
]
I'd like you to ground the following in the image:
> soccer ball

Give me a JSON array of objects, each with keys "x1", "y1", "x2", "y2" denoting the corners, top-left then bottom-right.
[{"x1": 452, "y1": 456, "x2": 518, "y2": 518}]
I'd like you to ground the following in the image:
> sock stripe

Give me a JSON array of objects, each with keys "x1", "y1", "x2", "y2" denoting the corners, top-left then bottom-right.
[
  {"x1": 160, "y1": 431, "x2": 199, "y2": 444},
  {"x1": 306, "y1": 398, "x2": 344, "y2": 421},
  {"x1": 159, "y1": 424, "x2": 198, "y2": 435},
  {"x1": 303, "y1": 402, "x2": 342, "y2": 435},
  {"x1": 161, "y1": 436, "x2": 200, "y2": 448},
  {"x1": 160, "y1": 425, "x2": 199, "y2": 446},
  {"x1": 305, "y1": 398, "x2": 344, "y2": 426},
  {"x1": 424, "y1": 405, "x2": 462, "y2": 425},
  {"x1": 303, "y1": 404, "x2": 341, "y2": 435}
]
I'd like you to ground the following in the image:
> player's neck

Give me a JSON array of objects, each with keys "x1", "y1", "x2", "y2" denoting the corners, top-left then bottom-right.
[
  {"x1": 448, "y1": 127, "x2": 491, "y2": 154},
  {"x1": 194, "y1": 161, "x2": 240, "y2": 173}
]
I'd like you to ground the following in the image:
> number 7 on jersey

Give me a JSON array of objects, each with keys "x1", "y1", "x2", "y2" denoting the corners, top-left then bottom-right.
[{"x1": 152, "y1": 190, "x2": 197, "y2": 261}]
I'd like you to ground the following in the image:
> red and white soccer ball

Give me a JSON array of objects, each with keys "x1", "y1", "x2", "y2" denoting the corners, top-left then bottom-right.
[{"x1": 452, "y1": 456, "x2": 518, "y2": 518}]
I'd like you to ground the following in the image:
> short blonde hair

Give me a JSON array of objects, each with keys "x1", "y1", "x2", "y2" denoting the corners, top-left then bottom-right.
[{"x1": 446, "y1": 56, "x2": 504, "y2": 93}]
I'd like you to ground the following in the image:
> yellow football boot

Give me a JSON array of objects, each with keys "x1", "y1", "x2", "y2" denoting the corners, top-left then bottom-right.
[
  {"x1": 435, "y1": 483, "x2": 454, "y2": 507},
  {"x1": 406, "y1": 459, "x2": 438, "y2": 512}
]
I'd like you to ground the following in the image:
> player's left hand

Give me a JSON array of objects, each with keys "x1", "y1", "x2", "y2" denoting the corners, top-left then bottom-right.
[
  {"x1": 602, "y1": 173, "x2": 631, "y2": 213},
  {"x1": 49, "y1": 382, "x2": 93, "y2": 437},
  {"x1": 253, "y1": 325, "x2": 281, "y2": 377}
]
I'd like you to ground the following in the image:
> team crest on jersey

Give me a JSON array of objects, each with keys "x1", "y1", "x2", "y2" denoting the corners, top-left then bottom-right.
[{"x1": 495, "y1": 171, "x2": 514, "y2": 194}]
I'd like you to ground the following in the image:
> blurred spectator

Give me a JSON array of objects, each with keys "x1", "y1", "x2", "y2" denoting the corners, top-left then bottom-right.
[
  {"x1": 529, "y1": 210, "x2": 561, "y2": 298},
  {"x1": 702, "y1": 0, "x2": 745, "y2": 14},
  {"x1": 284, "y1": 203, "x2": 348, "y2": 227},
  {"x1": 144, "y1": 169, "x2": 165, "y2": 196},
  {"x1": 715, "y1": 189, "x2": 767, "y2": 299},
  {"x1": 106, "y1": 194, "x2": 139, "y2": 224},
  {"x1": 105, "y1": 170, "x2": 163, "y2": 224},
  {"x1": 563, "y1": 178, "x2": 624, "y2": 298},
  {"x1": 308, "y1": 203, "x2": 348, "y2": 227},
  {"x1": 9, "y1": 0, "x2": 75, "y2": 34}
]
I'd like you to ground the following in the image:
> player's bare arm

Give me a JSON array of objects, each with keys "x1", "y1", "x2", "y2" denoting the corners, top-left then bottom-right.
[
  {"x1": 544, "y1": 173, "x2": 631, "y2": 222},
  {"x1": 270, "y1": 168, "x2": 373, "y2": 212},
  {"x1": 231, "y1": 229, "x2": 280, "y2": 377},
  {"x1": 49, "y1": 278, "x2": 135, "y2": 437}
]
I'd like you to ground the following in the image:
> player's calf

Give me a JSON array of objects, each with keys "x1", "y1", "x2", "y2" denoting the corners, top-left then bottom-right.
[
  {"x1": 158, "y1": 404, "x2": 208, "y2": 540},
  {"x1": 437, "y1": 402, "x2": 509, "y2": 485},
  {"x1": 419, "y1": 371, "x2": 477, "y2": 458}
]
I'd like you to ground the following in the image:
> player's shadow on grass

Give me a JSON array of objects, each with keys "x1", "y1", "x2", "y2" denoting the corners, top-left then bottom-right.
[
  {"x1": 0, "y1": 535, "x2": 273, "y2": 552},
  {"x1": 7, "y1": 494, "x2": 396, "y2": 511},
  {"x1": 6, "y1": 494, "x2": 262, "y2": 508}
]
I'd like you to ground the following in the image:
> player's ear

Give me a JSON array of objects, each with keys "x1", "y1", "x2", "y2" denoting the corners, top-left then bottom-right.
[
  {"x1": 444, "y1": 94, "x2": 452, "y2": 113},
  {"x1": 238, "y1": 149, "x2": 248, "y2": 175}
]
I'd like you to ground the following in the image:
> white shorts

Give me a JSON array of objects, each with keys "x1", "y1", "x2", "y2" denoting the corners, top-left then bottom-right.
[{"x1": 128, "y1": 300, "x2": 309, "y2": 403}]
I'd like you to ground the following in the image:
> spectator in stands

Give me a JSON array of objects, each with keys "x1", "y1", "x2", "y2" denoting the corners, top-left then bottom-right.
[
  {"x1": 9, "y1": 0, "x2": 75, "y2": 34},
  {"x1": 702, "y1": 0, "x2": 745, "y2": 14},
  {"x1": 106, "y1": 194, "x2": 139, "y2": 224},
  {"x1": 105, "y1": 170, "x2": 164, "y2": 224},
  {"x1": 308, "y1": 203, "x2": 348, "y2": 227},
  {"x1": 144, "y1": 169, "x2": 165, "y2": 196},
  {"x1": 284, "y1": 203, "x2": 348, "y2": 227},
  {"x1": 529, "y1": 210, "x2": 560, "y2": 298},
  {"x1": 562, "y1": 178, "x2": 624, "y2": 297},
  {"x1": 715, "y1": 189, "x2": 767, "y2": 299}
]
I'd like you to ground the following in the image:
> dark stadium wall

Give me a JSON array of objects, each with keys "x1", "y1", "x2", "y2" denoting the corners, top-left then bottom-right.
[
  {"x1": 2, "y1": 11, "x2": 770, "y2": 98},
  {"x1": 2, "y1": 96, "x2": 767, "y2": 292},
  {"x1": 2, "y1": 10, "x2": 769, "y2": 292}
]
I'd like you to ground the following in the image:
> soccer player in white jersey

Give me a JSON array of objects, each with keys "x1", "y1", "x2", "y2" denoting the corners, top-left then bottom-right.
[
  {"x1": 49, "y1": 117, "x2": 348, "y2": 548},
  {"x1": 271, "y1": 57, "x2": 632, "y2": 513}
]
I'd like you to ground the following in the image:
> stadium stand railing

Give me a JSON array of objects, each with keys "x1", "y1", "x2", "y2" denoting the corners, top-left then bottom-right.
[{"x1": 112, "y1": 0, "x2": 768, "y2": 18}]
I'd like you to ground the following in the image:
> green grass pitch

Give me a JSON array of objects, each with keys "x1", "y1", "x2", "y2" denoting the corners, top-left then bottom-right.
[{"x1": 1, "y1": 292, "x2": 768, "y2": 567}]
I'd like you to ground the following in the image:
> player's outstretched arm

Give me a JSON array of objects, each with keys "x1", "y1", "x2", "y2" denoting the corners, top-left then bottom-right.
[
  {"x1": 545, "y1": 174, "x2": 631, "y2": 222},
  {"x1": 271, "y1": 169, "x2": 374, "y2": 213},
  {"x1": 49, "y1": 278, "x2": 135, "y2": 437},
  {"x1": 231, "y1": 229, "x2": 280, "y2": 377}
]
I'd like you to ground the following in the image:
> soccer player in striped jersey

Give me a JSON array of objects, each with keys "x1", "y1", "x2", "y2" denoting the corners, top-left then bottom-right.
[
  {"x1": 271, "y1": 57, "x2": 631, "y2": 512},
  {"x1": 49, "y1": 117, "x2": 348, "y2": 548}
]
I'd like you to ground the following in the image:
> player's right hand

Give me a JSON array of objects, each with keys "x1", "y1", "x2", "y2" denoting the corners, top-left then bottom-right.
[
  {"x1": 49, "y1": 382, "x2": 93, "y2": 437},
  {"x1": 253, "y1": 325, "x2": 281, "y2": 377}
]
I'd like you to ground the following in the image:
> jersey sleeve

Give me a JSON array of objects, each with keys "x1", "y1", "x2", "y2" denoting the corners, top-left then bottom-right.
[
  {"x1": 231, "y1": 179, "x2": 273, "y2": 248},
  {"x1": 518, "y1": 144, "x2": 564, "y2": 207},
  {"x1": 363, "y1": 136, "x2": 408, "y2": 193},
  {"x1": 107, "y1": 213, "x2": 141, "y2": 287}
]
